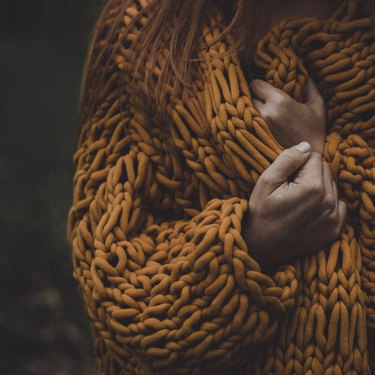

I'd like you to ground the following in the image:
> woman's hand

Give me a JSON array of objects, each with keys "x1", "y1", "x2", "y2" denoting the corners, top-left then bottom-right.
[
  {"x1": 250, "y1": 78, "x2": 326, "y2": 154},
  {"x1": 242, "y1": 142, "x2": 347, "y2": 273}
]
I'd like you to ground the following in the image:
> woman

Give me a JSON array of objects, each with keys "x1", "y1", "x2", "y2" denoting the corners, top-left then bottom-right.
[{"x1": 67, "y1": 0, "x2": 375, "y2": 373}]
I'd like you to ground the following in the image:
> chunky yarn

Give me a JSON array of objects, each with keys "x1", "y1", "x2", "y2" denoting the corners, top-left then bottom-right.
[{"x1": 67, "y1": 0, "x2": 375, "y2": 373}]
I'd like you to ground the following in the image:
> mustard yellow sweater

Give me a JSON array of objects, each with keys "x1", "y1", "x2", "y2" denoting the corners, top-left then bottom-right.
[{"x1": 67, "y1": 0, "x2": 375, "y2": 373}]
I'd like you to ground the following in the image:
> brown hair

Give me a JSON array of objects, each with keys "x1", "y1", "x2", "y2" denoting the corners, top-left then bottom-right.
[
  {"x1": 77, "y1": 0, "x2": 273, "y2": 143},
  {"x1": 77, "y1": 0, "x2": 374, "y2": 145}
]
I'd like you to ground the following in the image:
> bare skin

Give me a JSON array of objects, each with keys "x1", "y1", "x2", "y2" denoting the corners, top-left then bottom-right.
[
  {"x1": 243, "y1": 142, "x2": 347, "y2": 273},
  {"x1": 251, "y1": 78, "x2": 326, "y2": 154},
  {"x1": 242, "y1": 0, "x2": 347, "y2": 273}
]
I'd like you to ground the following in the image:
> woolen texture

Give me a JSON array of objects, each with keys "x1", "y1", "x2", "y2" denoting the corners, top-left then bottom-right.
[{"x1": 67, "y1": 0, "x2": 375, "y2": 373}]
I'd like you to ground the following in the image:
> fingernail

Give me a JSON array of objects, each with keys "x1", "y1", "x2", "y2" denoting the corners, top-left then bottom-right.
[{"x1": 295, "y1": 141, "x2": 311, "y2": 153}]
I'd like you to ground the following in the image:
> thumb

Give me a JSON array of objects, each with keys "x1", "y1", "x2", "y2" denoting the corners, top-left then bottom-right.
[{"x1": 259, "y1": 142, "x2": 312, "y2": 193}]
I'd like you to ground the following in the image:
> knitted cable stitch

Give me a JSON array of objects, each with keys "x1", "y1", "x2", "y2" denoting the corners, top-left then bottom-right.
[{"x1": 67, "y1": 0, "x2": 375, "y2": 374}]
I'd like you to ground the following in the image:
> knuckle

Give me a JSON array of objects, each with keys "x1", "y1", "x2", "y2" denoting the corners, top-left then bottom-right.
[
  {"x1": 317, "y1": 95, "x2": 325, "y2": 108},
  {"x1": 320, "y1": 225, "x2": 338, "y2": 244},
  {"x1": 328, "y1": 213, "x2": 342, "y2": 237},
  {"x1": 339, "y1": 199, "x2": 348, "y2": 214},
  {"x1": 321, "y1": 196, "x2": 336, "y2": 212},
  {"x1": 261, "y1": 107, "x2": 274, "y2": 121},
  {"x1": 314, "y1": 92, "x2": 323, "y2": 104},
  {"x1": 318, "y1": 209, "x2": 343, "y2": 243},
  {"x1": 272, "y1": 93, "x2": 289, "y2": 107}
]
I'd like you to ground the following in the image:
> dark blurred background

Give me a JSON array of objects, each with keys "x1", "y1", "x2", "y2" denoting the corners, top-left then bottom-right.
[{"x1": 0, "y1": 1, "x2": 104, "y2": 374}]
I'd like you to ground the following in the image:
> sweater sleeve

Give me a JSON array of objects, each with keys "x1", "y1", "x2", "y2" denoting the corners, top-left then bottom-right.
[
  {"x1": 66, "y1": 2, "x2": 298, "y2": 373},
  {"x1": 67, "y1": 102, "x2": 298, "y2": 375}
]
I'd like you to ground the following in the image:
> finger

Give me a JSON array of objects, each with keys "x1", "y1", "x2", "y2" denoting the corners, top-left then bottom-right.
[
  {"x1": 332, "y1": 174, "x2": 339, "y2": 203},
  {"x1": 252, "y1": 98, "x2": 264, "y2": 113},
  {"x1": 252, "y1": 98, "x2": 271, "y2": 124},
  {"x1": 334, "y1": 200, "x2": 347, "y2": 239},
  {"x1": 323, "y1": 161, "x2": 334, "y2": 207},
  {"x1": 324, "y1": 171, "x2": 340, "y2": 235},
  {"x1": 303, "y1": 77, "x2": 325, "y2": 114},
  {"x1": 259, "y1": 142, "x2": 311, "y2": 194},
  {"x1": 250, "y1": 79, "x2": 287, "y2": 103},
  {"x1": 303, "y1": 77, "x2": 319, "y2": 103},
  {"x1": 331, "y1": 173, "x2": 340, "y2": 220},
  {"x1": 296, "y1": 151, "x2": 324, "y2": 189}
]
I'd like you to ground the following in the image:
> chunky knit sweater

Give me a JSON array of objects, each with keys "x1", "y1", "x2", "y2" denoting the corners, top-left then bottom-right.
[{"x1": 67, "y1": 0, "x2": 375, "y2": 373}]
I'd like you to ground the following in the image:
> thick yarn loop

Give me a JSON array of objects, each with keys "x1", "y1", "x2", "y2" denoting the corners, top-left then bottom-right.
[{"x1": 67, "y1": 0, "x2": 374, "y2": 374}]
